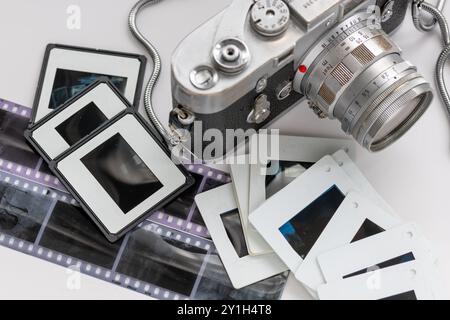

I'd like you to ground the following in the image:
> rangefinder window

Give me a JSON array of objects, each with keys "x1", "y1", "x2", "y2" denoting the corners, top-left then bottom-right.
[{"x1": 343, "y1": 0, "x2": 365, "y2": 15}]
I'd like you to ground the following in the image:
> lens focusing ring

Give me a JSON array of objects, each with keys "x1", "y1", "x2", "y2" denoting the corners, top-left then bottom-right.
[
  {"x1": 295, "y1": 12, "x2": 433, "y2": 151},
  {"x1": 358, "y1": 80, "x2": 432, "y2": 151},
  {"x1": 346, "y1": 65, "x2": 422, "y2": 137},
  {"x1": 352, "y1": 73, "x2": 423, "y2": 138}
]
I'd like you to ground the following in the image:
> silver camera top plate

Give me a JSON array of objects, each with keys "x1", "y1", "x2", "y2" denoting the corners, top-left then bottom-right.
[{"x1": 287, "y1": 0, "x2": 341, "y2": 30}]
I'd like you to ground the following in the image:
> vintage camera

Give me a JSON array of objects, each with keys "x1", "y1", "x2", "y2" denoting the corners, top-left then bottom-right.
[{"x1": 169, "y1": 0, "x2": 433, "y2": 156}]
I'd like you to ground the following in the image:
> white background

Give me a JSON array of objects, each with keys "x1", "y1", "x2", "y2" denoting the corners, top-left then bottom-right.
[{"x1": 0, "y1": 0, "x2": 449, "y2": 300}]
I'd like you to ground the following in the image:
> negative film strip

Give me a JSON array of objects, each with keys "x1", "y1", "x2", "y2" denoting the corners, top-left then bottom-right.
[
  {"x1": 148, "y1": 163, "x2": 232, "y2": 239},
  {"x1": 0, "y1": 173, "x2": 287, "y2": 300},
  {"x1": 0, "y1": 216, "x2": 212, "y2": 300},
  {"x1": 0, "y1": 99, "x2": 68, "y2": 193},
  {"x1": 0, "y1": 97, "x2": 288, "y2": 299},
  {"x1": 0, "y1": 170, "x2": 76, "y2": 206}
]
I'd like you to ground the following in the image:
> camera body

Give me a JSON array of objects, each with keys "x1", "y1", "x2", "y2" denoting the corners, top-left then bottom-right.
[{"x1": 170, "y1": 0, "x2": 420, "y2": 157}]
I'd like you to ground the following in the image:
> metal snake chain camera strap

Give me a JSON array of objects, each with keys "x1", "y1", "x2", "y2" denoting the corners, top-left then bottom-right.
[
  {"x1": 128, "y1": 0, "x2": 450, "y2": 152},
  {"x1": 412, "y1": 0, "x2": 450, "y2": 117},
  {"x1": 128, "y1": 0, "x2": 181, "y2": 147}
]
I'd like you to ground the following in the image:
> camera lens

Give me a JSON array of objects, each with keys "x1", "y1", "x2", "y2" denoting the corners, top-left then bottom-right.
[
  {"x1": 371, "y1": 95, "x2": 425, "y2": 148},
  {"x1": 294, "y1": 12, "x2": 433, "y2": 152}
]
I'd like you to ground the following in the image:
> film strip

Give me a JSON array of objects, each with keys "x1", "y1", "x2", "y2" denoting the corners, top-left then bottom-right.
[
  {"x1": 0, "y1": 97, "x2": 287, "y2": 300},
  {"x1": 149, "y1": 164, "x2": 232, "y2": 239},
  {"x1": 0, "y1": 170, "x2": 76, "y2": 206},
  {"x1": 1, "y1": 98, "x2": 32, "y2": 118},
  {"x1": 0, "y1": 172, "x2": 287, "y2": 300},
  {"x1": 0, "y1": 218, "x2": 213, "y2": 300},
  {"x1": 137, "y1": 220, "x2": 213, "y2": 251},
  {"x1": 0, "y1": 159, "x2": 66, "y2": 193},
  {"x1": 0, "y1": 99, "x2": 67, "y2": 193}
]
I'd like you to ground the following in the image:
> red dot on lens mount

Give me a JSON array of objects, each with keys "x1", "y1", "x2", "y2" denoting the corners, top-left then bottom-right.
[{"x1": 299, "y1": 65, "x2": 308, "y2": 73}]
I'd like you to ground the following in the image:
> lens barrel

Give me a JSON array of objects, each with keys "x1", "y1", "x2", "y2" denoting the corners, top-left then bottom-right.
[{"x1": 294, "y1": 12, "x2": 432, "y2": 151}]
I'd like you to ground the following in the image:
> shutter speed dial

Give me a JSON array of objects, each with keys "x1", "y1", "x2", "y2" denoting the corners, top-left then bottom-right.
[{"x1": 251, "y1": 0, "x2": 290, "y2": 37}]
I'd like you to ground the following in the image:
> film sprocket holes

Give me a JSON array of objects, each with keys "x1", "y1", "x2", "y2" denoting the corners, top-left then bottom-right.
[
  {"x1": 26, "y1": 80, "x2": 130, "y2": 162},
  {"x1": 0, "y1": 95, "x2": 286, "y2": 299},
  {"x1": 50, "y1": 111, "x2": 193, "y2": 242},
  {"x1": 32, "y1": 44, "x2": 146, "y2": 123},
  {"x1": 27, "y1": 83, "x2": 193, "y2": 242}
]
